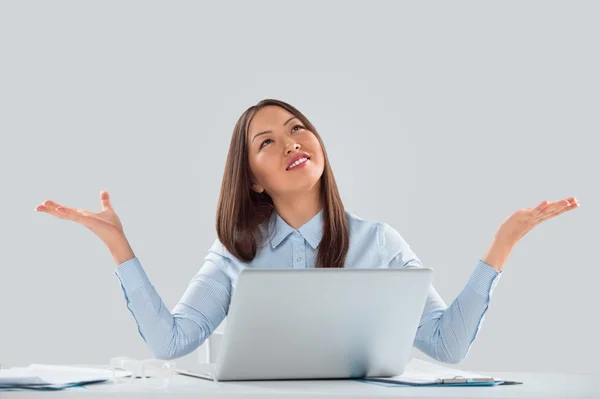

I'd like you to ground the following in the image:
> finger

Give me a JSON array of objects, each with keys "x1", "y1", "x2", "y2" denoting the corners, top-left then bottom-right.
[
  {"x1": 541, "y1": 200, "x2": 571, "y2": 218},
  {"x1": 35, "y1": 201, "x2": 71, "y2": 218},
  {"x1": 100, "y1": 190, "x2": 113, "y2": 211},
  {"x1": 536, "y1": 207, "x2": 570, "y2": 224},
  {"x1": 54, "y1": 206, "x2": 92, "y2": 225},
  {"x1": 531, "y1": 197, "x2": 575, "y2": 218},
  {"x1": 546, "y1": 199, "x2": 572, "y2": 214},
  {"x1": 36, "y1": 201, "x2": 85, "y2": 220},
  {"x1": 536, "y1": 199, "x2": 579, "y2": 223},
  {"x1": 42, "y1": 200, "x2": 65, "y2": 210},
  {"x1": 35, "y1": 204, "x2": 66, "y2": 218},
  {"x1": 530, "y1": 200, "x2": 550, "y2": 217},
  {"x1": 553, "y1": 197, "x2": 578, "y2": 213},
  {"x1": 49, "y1": 201, "x2": 87, "y2": 215},
  {"x1": 41, "y1": 204, "x2": 103, "y2": 231},
  {"x1": 35, "y1": 204, "x2": 77, "y2": 221},
  {"x1": 41, "y1": 201, "x2": 91, "y2": 215}
]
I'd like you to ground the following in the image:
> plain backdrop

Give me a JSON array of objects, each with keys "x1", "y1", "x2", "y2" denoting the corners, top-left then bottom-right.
[{"x1": 1, "y1": 0, "x2": 598, "y2": 375}]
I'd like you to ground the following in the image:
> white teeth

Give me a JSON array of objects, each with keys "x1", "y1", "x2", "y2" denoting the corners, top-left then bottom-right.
[{"x1": 288, "y1": 157, "x2": 308, "y2": 170}]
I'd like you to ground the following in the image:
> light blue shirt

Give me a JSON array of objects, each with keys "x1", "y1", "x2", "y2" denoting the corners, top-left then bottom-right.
[{"x1": 115, "y1": 209, "x2": 502, "y2": 363}]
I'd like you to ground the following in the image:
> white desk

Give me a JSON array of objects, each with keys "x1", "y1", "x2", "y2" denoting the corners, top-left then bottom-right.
[{"x1": 9, "y1": 366, "x2": 599, "y2": 398}]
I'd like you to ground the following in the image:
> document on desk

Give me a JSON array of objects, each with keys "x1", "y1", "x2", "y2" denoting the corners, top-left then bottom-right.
[
  {"x1": 358, "y1": 358, "x2": 521, "y2": 387},
  {"x1": 0, "y1": 364, "x2": 130, "y2": 391}
]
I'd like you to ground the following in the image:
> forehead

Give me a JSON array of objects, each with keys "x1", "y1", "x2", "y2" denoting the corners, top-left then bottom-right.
[{"x1": 247, "y1": 106, "x2": 295, "y2": 136}]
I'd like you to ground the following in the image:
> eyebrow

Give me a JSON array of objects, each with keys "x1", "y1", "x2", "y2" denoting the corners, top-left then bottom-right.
[{"x1": 251, "y1": 116, "x2": 298, "y2": 144}]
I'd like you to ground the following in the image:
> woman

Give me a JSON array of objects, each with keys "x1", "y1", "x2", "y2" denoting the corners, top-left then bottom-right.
[{"x1": 35, "y1": 99, "x2": 579, "y2": 363}]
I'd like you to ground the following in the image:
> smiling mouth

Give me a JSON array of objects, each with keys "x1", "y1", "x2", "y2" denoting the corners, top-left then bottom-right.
[{"x1": 286, "y1": 156, "x2": 310, "y2": 171}]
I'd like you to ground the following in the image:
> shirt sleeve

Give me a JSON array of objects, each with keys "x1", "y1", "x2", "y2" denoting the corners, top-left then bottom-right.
[
  {"x1": 114, "y1": 247, "x2": 232, "y2": 360},
  {"x1": 379, "y1": 222, "x2": 502, "y2": 364}
]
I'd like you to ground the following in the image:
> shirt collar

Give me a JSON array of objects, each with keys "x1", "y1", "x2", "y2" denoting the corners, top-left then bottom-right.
[{"x1": 269, "y1": 208, "x2": 324, "y2": 250}]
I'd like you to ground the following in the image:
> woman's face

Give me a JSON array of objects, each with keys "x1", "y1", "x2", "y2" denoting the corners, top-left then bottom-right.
[{"x1": 246, "y1": 105, "x2": 324, "y2": 197}]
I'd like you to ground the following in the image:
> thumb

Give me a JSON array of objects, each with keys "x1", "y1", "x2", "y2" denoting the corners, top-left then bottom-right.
[{"x1": 100, "y1": 190, "x2": 113, "y2": 211}]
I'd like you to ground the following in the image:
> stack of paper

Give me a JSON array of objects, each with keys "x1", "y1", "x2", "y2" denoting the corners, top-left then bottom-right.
[
  {"x1": 399, "y1": 358, "x2": 499, "y2": 383},
  {"x1": 0, "y1": 364, "x2": 130, "y2": 391}
]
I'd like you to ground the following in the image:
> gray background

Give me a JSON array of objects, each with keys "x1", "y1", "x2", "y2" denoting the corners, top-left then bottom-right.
[{"x1": 1, "y1": 0, "x2": 598, "y2": 375}]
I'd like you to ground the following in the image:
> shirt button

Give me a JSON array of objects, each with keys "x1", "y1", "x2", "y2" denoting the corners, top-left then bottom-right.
[{"x1": 296, "y1": 257, "x2": 302, "y2": 262}]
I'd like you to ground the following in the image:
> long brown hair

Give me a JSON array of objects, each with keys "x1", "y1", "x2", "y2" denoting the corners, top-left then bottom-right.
[{"x1": 215, "y1": 99, "x2": 349, "y2": 268}]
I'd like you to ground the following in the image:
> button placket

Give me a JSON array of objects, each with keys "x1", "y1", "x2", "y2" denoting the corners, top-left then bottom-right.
[{"x1": 292, "y1": 231, "x2": 306, "y2": 268}]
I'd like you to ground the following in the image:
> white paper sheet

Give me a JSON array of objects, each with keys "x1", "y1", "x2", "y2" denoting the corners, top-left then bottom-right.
[{"x1": 0, "y1": 364, "x2": 130, "y2": 386}]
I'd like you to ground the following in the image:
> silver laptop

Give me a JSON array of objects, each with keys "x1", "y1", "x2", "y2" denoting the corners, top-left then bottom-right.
[{"x1": 176, "y1": 267, "x2": 433, "y2": 382}]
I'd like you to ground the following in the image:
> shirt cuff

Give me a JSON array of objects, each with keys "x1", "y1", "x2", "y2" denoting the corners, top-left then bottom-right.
[
  {"x1": 466, "y1": 259, "x2": 502, "y2": 300},
  {"x1": 114, "y1": 256, "x2": 151, "y2": 293}
]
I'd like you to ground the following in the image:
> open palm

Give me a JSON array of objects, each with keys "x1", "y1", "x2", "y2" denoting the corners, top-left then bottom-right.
[
  {"x1": 35, "y1": 191, "x2": 125, "y2": 245},
  {"x1": 494, "y1": 196, "x2": 580, "y2": 246}
]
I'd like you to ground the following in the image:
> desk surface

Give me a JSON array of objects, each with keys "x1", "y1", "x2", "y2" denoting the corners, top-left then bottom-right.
[{"x1": 12, "y1": 366, "x2": 598, "y2": 399}]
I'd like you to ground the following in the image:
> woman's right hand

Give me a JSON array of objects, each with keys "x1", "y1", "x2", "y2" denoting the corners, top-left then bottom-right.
[{"x1": 35, "y1": 190, "x2": 126, "y2": 246}]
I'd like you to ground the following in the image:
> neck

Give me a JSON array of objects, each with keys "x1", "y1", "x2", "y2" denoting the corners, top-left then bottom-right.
[{"x1": 271, "y1": 183, "x2": 322, "y2": 229}]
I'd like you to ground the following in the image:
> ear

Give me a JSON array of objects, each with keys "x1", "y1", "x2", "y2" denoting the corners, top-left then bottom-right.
[
  {"x1": 252, "y1": 183, "x2": 265, "y2": 194},
  {"x1": 249, "y1": 171, "x2": 265, "y2": 193}
]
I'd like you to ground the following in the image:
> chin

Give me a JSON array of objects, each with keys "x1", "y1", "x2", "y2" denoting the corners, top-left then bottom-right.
[{"x1": 288, "y1": 176, "x2": 322, "y2": 194}]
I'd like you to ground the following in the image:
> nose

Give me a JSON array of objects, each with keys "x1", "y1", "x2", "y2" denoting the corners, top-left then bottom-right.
[{"x1": 285, "y1": 142, "x2": 301, "y2": 154}]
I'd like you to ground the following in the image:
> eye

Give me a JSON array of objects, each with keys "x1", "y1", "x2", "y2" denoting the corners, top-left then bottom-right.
[
  {"x1": 260, "y1": 138, "x2": 273, "y2": 149},
  {"x1": 292, "y1": 124, "x2": 305, "y2": 133},
  {"x1": 259, "y1": 125, "x2": 305, "y2": 150}
]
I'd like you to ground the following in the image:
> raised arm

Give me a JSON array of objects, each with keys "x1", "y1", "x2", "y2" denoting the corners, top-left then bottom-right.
[
  {"x1": 379, "y1": 222, "x2": 501, "y2": 364},
  {"x1": 114, "y1": 251, "x2": 231, "y2": 360},
  {"x1": 378, "y1": 196, "x2": 578, "y2": 364},
  {"x1": 35, "y1": 191, "x2": 232, "y2": 360}
]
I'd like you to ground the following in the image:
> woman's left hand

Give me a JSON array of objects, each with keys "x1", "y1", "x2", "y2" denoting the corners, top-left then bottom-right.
[{"x1": 494, "y1": 196, "x2": 580, "y2": 247}]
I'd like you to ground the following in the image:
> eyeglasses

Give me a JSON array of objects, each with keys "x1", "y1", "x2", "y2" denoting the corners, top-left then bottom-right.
[{"x1": 109, "y1": 356, "x2": 176, "y2": 389}]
